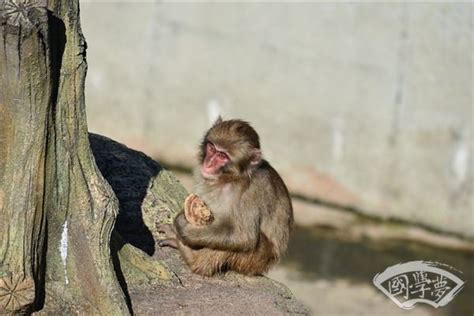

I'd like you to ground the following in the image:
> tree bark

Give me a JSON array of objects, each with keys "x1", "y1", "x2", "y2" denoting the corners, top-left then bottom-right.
[{"x1": 0, "y1": 0, "x2": 129, "y2": 313}]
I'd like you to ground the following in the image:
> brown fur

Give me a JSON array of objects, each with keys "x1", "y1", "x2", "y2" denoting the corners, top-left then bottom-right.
[
  {"x1": 162, "y1": 119, "x2": 293, "y2": 276},
  {"x1": 177, "y1": 233, "x2": 277, "y2": 276}
]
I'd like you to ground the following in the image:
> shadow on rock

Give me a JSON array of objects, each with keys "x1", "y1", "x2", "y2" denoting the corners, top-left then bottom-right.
[{"x1": 90, "y1": 133, "x2": 159, "y2": 255}]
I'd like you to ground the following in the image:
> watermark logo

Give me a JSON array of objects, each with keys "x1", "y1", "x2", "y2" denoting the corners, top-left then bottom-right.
[
  {"x1": 373, "y1": 261, "x2": 465, "y2": 309},
  {"x1": 0, "y1": 0, "x2": 46, "y2": 26}
]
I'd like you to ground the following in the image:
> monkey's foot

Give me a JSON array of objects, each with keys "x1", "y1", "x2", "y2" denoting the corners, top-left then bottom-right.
[{"x1": 184, "y1": 193, "x2": 214, "y2": 226}]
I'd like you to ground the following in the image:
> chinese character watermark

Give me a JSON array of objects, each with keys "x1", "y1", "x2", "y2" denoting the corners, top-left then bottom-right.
[{"x1": 373, "y1": 261, "x2": 465, "y2": 309}]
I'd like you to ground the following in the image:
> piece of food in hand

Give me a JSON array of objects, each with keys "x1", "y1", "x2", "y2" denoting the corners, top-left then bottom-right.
[{"x1": 184, "y1": 193, "x2": 214, "y2": 226}]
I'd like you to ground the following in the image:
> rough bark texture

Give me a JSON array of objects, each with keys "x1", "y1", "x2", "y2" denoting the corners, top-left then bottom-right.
[
  {"x1": 0, "y1": 1, "x2": 50, "y2": 313},
  {"x1": 0, "y1": 0, "x2": 129, "y2": 313}
]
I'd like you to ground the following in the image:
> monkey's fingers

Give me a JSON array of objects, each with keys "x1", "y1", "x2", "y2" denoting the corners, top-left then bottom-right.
[
  {"x1": 158, "y1": 238, "x2": 178, "y2": 249},
  {"x1": 156, "y1": 223, "x2": 176, "y2": 237}
]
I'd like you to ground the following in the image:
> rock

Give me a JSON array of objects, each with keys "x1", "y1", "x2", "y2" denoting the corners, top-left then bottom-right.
[{"x1": 90, "y1": 133, "x2": 310, "y2": 315}]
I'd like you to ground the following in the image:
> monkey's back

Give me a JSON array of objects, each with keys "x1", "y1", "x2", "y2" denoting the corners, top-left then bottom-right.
[{"x1": 251, "y1": 160, "x2": 294, "y2": 258}]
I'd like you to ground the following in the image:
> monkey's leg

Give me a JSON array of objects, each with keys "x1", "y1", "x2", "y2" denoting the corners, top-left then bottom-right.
[
  {"x1": 227, "y1": 234, "x2": 277, "y2": 275},
  {"x1": 177, "y1": 242, "x2": 227, "y2": 276},
  {"x1": 226, "y1": 251, "x2": 273, "y2": 276}
]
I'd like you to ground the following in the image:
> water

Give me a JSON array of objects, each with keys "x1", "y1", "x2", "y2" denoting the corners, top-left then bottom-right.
[{"x1": 274, "y1": 227, "x2": 474, "y2": 316}]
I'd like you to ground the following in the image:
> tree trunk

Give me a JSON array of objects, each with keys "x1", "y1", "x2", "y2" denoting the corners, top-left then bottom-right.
[{"x1": 0, "y1": 0, "x2": 129, "y2": 313}]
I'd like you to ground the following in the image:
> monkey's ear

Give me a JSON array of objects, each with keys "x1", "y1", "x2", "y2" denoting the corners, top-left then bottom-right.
[
  {"x1": 213, "y1": 116, "x2": 223, "y2": 125},
  {"x1": 250, "y1": 149, "x2": 262, "y2": 166}
]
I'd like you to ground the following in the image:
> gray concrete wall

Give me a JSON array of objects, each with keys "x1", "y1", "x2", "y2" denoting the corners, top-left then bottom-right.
[{"x1": 79, "y1": 2, "x2": 473, "y2": 237}]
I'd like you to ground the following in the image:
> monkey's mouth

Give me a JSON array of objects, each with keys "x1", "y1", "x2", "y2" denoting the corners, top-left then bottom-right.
[
  {"x1": 201, "y1": 166, "x2": 218, "y2": 180},
  {"x1": 202, "y1": 156, "x2": 219, "y2": 176}
]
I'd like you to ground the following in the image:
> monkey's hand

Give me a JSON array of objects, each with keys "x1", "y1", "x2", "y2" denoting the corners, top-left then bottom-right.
[
  {"x1": 184, "y1": 193, "x2": 214, "y2": 226},
  {"x1": 156, "y1": 223, "x2": 178, "y2": 249}
]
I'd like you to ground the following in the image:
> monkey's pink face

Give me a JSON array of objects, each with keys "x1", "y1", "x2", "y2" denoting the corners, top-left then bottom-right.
[{"x1": 201, "y1": 142, "x2": 230, "y2": 179}]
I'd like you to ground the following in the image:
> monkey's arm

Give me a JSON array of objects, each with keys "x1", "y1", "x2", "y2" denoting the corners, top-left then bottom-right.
[
  {"x1": 156, "y1": 224, "x2": 179, "y2": 248},
  {"x1": 174, "y1": 211, "x2": 259, "y2": 252}
]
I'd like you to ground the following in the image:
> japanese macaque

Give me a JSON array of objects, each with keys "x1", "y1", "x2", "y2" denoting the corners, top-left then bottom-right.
[{"x1": 158, "y1": 118, "x2": 293, "y2": 276}]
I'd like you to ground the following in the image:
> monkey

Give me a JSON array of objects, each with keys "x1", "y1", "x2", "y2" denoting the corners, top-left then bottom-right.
[{"x1": 158, "y1": 118, "x2": 293, "y2": 276}]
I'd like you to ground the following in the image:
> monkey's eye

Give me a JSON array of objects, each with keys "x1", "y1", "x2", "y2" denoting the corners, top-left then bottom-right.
[{"x1": 217, "y1": 151, "x2": 229, "y2": 160}]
